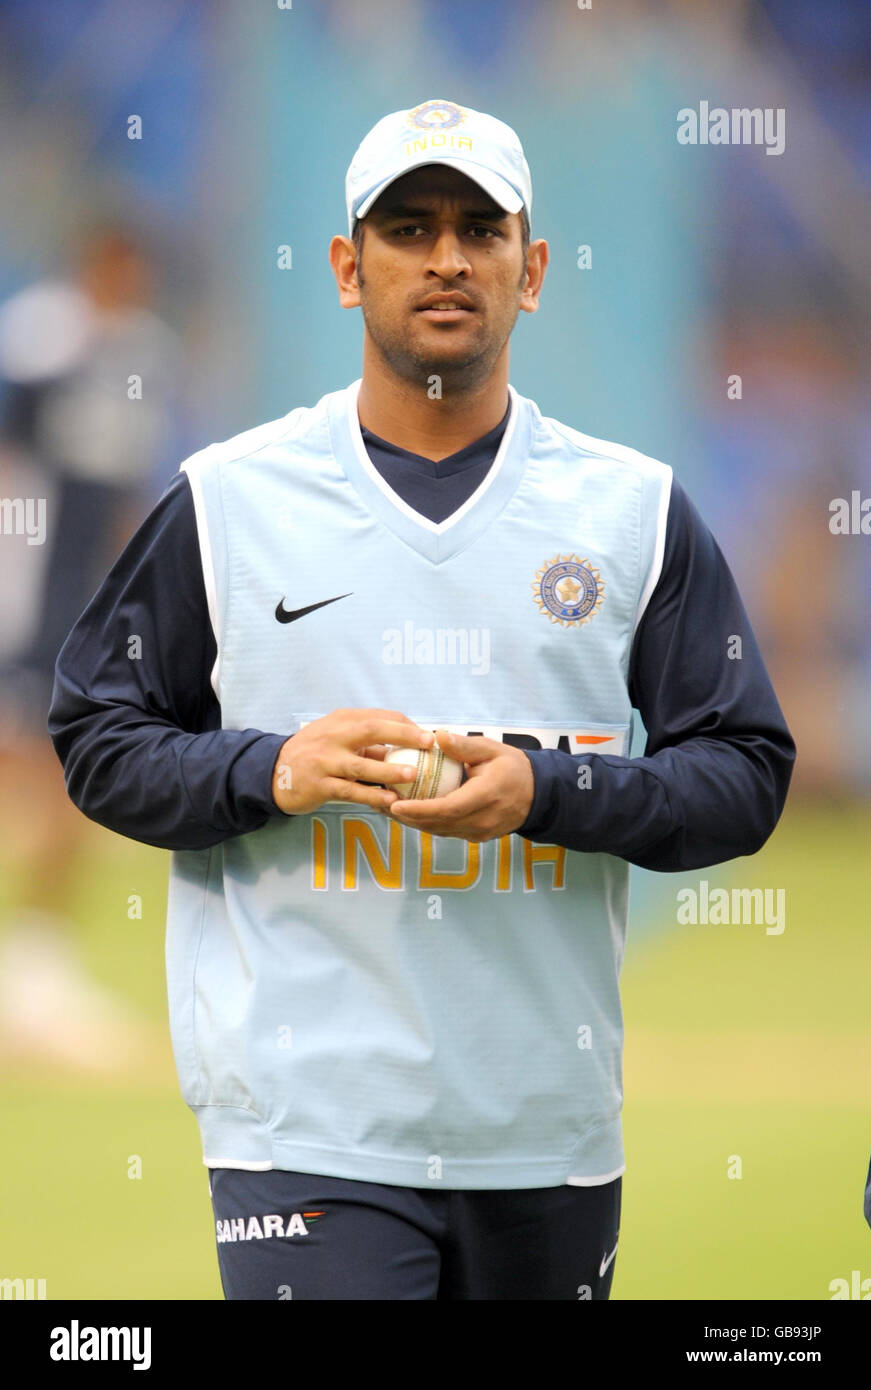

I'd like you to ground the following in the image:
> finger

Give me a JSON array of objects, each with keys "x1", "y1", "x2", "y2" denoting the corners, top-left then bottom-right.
[
  {"x1": 388, "y1": 778, "x2": 488, "y2": 821},
  {"x1": 387, "y1": 804, "x2": 488, "y2": 839},
  {"x1": 349, "y1": 718, "x2": 436, "y2": 750},
  {"x1": 432, "y1": 729, "x2": 501, "y2": 763},
  {"x1": 365, "y1": 708, "x2": 425, "y2": 723},
  {"x1": 346, "y1": 753, "x2": 421, "y2": 786},
  {"x1": 337, "y1": 707, "x2": 419, "y2": 724},
  {"x1": 327, "y1": 778, "x2": 400, "y2": 810},
  {"x1": 357, "y1": 744, "x2": 389, "y2": 762}
]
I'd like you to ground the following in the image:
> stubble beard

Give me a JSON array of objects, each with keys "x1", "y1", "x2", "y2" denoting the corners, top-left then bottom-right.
[
  {"x1": 358, "y1": 273, "x2": 523, "y2": 396},
  {"x1": 364, "y1": 313, "x2": 505, "y2": 394}
]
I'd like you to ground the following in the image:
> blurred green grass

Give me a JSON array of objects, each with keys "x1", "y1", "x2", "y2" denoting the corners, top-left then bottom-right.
[{"x1": 1, "y1": 800, "x2": 869, "y2": 1299}]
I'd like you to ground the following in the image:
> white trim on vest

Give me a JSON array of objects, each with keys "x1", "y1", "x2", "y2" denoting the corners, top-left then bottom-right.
[
  {"x1": 346, "y1": 377, "x2": 520, "y2": 534},
  {"x1": 181, "y1": 461, "x2": 221, "y2": 698},
  {"x1": 633, "y1": 466, "x2": 673, "y2": 634}
]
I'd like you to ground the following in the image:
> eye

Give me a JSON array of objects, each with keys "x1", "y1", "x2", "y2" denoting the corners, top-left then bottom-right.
[
  {"x1": 469, "y1": 225, "x2": 499, "y2": 238},
  {"x1": 394, "y1": 224, "x2": 426, "y2": 237}
]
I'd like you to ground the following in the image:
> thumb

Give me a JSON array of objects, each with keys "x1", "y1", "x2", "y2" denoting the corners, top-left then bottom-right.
[{"x1": 433, "y1": 729, "x2": 495, "y2": 765}]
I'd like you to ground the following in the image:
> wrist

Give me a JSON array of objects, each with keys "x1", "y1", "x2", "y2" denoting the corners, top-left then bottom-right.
[{"x1": 271, "y1": 737, "x2": 296, "y2": 814}]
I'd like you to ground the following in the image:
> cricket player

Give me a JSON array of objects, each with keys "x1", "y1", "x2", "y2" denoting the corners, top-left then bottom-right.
[{"x1": 48, "y1": 99, "x2": 795, "y2": 1300}]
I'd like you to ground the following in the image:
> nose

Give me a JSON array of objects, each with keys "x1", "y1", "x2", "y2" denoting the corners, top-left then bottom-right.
[{"x1": 423, "y1": 227, "x2": 471, "y2": 280}]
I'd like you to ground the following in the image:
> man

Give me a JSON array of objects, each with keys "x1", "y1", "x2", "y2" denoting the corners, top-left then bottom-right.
[
  {"x1": 48, "y1": 99, "x2": 795, "y2": 1300},
  {"x1": 0, "y1": 224, "x2": 181, "y2": 1074}
]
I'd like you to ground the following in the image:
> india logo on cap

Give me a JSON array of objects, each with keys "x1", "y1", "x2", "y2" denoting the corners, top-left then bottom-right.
[{"x1": 407, "y1": 100, "x2": 467, "y2": 132}]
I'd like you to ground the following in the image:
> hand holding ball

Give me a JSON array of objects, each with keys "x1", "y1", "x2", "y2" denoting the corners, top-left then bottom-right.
[{"x1": 384, "y1": 742, "x2": 465, "y2": 800}]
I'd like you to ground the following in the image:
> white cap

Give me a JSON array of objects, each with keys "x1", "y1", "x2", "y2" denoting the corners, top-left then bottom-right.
[{"x1": 345, "y1": 98, "x2": 532, "y2": 237}]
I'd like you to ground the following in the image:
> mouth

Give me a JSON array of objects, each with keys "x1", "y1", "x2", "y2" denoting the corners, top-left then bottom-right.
[
  {"x1": 416, "y1": 294, "x2": 477, "y2": 323},
  {"x1": 416, "y1": 307, "x2": 477, "y2": 322}
]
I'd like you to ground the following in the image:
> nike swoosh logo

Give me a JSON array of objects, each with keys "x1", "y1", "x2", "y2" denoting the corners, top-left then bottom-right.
[
  {"x1": 275, "y1": 593, "x2": 352, "y2": 624},
  {"x1": 599, "y1": 1241, "x2": 618, "y2": 1277}
]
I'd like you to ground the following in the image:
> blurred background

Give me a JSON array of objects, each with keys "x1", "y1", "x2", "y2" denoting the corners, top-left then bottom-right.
[{"x1": 0, "y1": 0, "x2": 868, "y2": 1300}]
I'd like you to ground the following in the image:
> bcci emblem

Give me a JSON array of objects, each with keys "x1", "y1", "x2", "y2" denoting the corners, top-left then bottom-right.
[
  {"x1": 533, "y1": 554, "x2": 604, "y2": 627},
  {"x1": 408, "y1": 101, "x2": 466, "y2": 132}
]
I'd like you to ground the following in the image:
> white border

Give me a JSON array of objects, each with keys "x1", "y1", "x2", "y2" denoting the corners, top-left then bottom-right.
[
  {"x1": 346, "y1": 377, "x2": 519, "y2": 534},
  {"x1": 566, "y1": 1163, "x2": 626, "y2": 1186},
  {"x1": 633, "y1": 467, "x2": 673, "y2": 634},
  {"x1": 203, "y1": 1157, "x2": 273, "y2": 1171},
  {"x1": 201, "y1": 1157, "x2": 624, "y2": 1182},
  {"x1": 181, "y1": 461, "x2": 221, "y2": 698}
]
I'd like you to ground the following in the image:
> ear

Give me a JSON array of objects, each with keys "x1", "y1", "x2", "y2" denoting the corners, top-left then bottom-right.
[
  {"x1": 329, "y1": 235, "x2": 361, "y2": 308},
  {"x1": 519, "y1": 238, "x2": 549, "y2": 314}
]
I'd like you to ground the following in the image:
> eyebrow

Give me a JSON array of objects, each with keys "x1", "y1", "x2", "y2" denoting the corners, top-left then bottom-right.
[{"x1": 375, "y1": 204, "x2": 508, "y2": 223}]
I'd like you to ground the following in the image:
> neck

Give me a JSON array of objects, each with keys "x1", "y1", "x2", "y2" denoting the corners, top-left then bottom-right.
[{"x1": 356, "y1": 342, "x2": 510, "y2": 462}]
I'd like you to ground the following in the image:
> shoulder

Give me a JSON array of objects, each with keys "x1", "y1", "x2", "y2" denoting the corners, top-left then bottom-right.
[
  {"x1": 180, "y1": 386, "x2": 343, "y2": 481},
  {"x1": 516, "y1": 394, "x2": 675, "y2": 553},
  {"x1": 529, "y1": 398, "x2": 673, "y2": 491}
]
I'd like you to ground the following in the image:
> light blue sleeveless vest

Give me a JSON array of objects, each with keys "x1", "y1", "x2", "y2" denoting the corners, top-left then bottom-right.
[{"x1": 169, "y1": 378, "x2": 672, "y2": 1188}]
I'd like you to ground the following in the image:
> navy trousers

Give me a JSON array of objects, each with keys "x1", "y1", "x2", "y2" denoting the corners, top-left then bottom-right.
[{"x1": 208, "y1": 1167, "x2": 621, "y2": 1301}]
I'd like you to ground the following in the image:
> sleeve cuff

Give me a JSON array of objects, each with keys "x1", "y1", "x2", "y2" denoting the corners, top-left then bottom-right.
[
  {"x1": 230, "y1": 732, "x2": 292, "y2": 821},
  {"x1": 515, "y1": 750, "x2": 564, "y2": 839}
]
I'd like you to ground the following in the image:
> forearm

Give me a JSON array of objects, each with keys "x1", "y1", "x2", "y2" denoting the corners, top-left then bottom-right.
[
  {"x1": 517, "y1": 478, "x2": 796, "y2": 870},
  {"x1": 45, "y1": 470, "x2": 293, "y2": 850},
  {"x1": 517, "y1": 728, "x2": 794, "y2": 871},
  {"x1": 49, "y1": 697, "x2": 287, "y2": 851}
]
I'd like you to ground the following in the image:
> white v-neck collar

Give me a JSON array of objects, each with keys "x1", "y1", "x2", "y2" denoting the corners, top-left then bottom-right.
[
  {"x1": 346, "y1": 377, "x2": 520, "y2": 535},
  {"x1": 327, "y1": 377, "x2": 533, "y2": 566}
]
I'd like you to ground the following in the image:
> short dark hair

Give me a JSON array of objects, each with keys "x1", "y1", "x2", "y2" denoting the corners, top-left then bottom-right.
[
  {"x1": 352, "y1": 204, "x2": 530, "y2": 266},
  {"x1": 518, "y1": 206, "x2": 531, "y2": 253}
]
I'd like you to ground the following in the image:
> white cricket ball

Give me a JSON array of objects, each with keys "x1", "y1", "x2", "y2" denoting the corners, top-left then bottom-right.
[{"x1": 383, "y1": 744, "x2": 465, "y2": 800}]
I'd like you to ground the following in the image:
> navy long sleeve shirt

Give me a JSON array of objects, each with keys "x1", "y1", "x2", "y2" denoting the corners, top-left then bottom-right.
[{"x1": 48, "y1": 408, "x2": 795, "y2": 869}]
